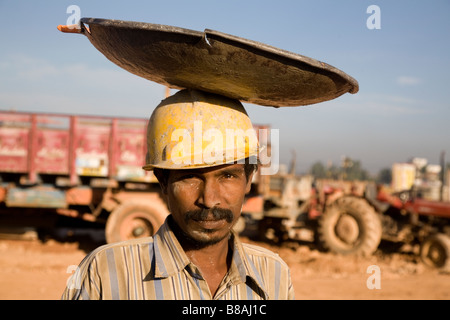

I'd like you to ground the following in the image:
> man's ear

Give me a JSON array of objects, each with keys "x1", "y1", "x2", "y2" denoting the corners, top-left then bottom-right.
[{"x1": 245, "y1": 171, "x2": 255, "y2": 194}]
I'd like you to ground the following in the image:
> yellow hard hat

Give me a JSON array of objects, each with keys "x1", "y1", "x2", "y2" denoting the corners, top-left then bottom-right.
[{"x1": 143, "y1": 89, "x2": 259, "y2": 171}]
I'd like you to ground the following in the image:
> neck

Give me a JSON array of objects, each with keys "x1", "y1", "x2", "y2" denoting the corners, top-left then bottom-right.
[
  {"x1": 168, "y1": 216, "x2": 232, "y2": 264},
  {"x1": 184, "y1": 236, "x2": 231, "y2": 267},
  {"x1": 168, "y1": 216, "x2": 233, "y2": 295}
]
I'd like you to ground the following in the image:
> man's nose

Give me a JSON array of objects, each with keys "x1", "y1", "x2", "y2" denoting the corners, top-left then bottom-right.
[{"x1": 196, "y1": 179, "x2": 221, "y2": 209}]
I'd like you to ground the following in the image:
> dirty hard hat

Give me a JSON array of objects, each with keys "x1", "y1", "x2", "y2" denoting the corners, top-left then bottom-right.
[{"x1": 143, "y1": 89, "x2": 259, "y2": 171}]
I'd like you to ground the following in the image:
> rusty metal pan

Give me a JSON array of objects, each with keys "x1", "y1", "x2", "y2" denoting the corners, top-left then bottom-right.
[{"x1": 75, "y1": 18, "x2": 358, "y2": 107}]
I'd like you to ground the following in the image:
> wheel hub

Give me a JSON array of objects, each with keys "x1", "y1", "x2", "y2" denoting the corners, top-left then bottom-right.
[
  {"x1": 121, "y1": 214, "x2": 154, "y2": 240},
  {"x1": 335, "y1": 214, "x2": 359, "y2": 244},
  {"x1": 427, "y1": 243, "x2": 445, "y2": 266}
]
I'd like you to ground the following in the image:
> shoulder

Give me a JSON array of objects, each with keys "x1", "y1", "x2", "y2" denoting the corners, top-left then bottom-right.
[
  {"x1": 97, "y1": 236, "x2": 155, "y2": 251},
  {"x1": 88, "y1": 237, "x2": 155, "y2": 259},
  {"x1": 63, "y1": 237, "x2": 156, "y2": 300},
  {"x1": 74, "y1": 237, "x2": 155, "y2": 273},
  {"x1": 240, "y1": 242, "x2": 290, "y2": 269},
  {"x1": 238, "y1": 241, "x2": 294, "y2": 299}
]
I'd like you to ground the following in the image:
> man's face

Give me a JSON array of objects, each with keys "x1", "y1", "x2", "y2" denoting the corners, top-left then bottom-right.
[{"x1": 162, "y1": 164, "x2": 253, "y2": 246}]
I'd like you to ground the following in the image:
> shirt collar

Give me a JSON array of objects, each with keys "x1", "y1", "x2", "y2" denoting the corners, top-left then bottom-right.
[
  {"x1": 149, "y1": 216, "x2": 268, "y2": 298},
  {"x1": 152, "y1": 218, "x2": 191, "y2": 278}
]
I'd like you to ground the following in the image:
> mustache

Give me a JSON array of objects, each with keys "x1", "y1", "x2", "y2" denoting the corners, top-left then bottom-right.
[{"x1": 185, "y1": 207, "x2": 234, "y2": 223}]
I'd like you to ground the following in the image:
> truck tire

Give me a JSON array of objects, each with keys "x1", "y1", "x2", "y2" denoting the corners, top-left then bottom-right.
[
  {"x1": 318, "y1": 196, "x2": 382, "y2": 256},
  {"x1": 105, "y1": 201, "x2": 168, "y2": 243},
  {"x1": 420, "y1": 233, "x2": 450, "y2": 270}
]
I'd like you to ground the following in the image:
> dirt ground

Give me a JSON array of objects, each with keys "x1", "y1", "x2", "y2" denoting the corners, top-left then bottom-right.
[{"x1": 0, "y1": 230, "x2": 449, "y2": 300}]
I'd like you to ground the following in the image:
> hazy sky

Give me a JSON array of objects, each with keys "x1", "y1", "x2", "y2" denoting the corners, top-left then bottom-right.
[{"x1": 1, "y1": 0, "x2": 449, "y2": 174}]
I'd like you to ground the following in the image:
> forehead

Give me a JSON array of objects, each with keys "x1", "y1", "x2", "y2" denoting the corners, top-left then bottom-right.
[{"x1": 169, "y1": 163, "x2": 246, "y2": 178}]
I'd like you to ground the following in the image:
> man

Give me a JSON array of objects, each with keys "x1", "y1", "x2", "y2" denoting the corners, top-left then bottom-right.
[{"x1": 62, "y1": 89, "x2": 294, "y2": 300}]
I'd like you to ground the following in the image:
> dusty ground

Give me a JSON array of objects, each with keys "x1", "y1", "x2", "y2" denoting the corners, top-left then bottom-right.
[{"x1": 0, "y1": 230, "x2": 449, "y2": 300}]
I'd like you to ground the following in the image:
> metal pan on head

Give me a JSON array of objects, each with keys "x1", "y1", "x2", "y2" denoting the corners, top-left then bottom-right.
[{"x1": 69, "y1": 18, "x2": 359, "y2": 107}]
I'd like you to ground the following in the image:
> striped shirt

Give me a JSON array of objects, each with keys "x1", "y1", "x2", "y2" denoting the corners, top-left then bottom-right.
[{"x1": 62, "y1": 217, "x2": 294, "y2": 300}]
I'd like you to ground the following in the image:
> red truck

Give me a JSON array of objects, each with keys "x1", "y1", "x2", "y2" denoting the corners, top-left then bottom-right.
[
  {"x1": 0, "y1": 110, "x2": 270, "y2": 243},
  {"x1": 0, "y1": 110, "x2": 172, "y2": 243}
]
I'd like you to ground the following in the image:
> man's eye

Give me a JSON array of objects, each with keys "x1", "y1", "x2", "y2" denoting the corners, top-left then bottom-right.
[{"x1": 223, "y1": 172, "x2": 236, "y2": 179}]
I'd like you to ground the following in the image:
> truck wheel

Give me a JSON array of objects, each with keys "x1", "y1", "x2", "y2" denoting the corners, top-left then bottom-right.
[
  {"x1": 105, "y1": 201, "x2": 167, "y2": 243},
  {"x1": 420, "y1": 233, "x2": 450, "y2": 270},
  {"x1": 318, "y1": 196, "x2": 382, "y2": 256}
]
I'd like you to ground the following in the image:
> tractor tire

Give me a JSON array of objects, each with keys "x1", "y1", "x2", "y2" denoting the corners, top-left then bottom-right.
[
  {"x1": 318, "y1": 196, "x2": 382, "y2": 256},
  {"x1": 105, "y1": 201, "x2": 168, "y2": 243},
  {"x1": 420, "y1": 233, "x2": 450, "y2": 270}
]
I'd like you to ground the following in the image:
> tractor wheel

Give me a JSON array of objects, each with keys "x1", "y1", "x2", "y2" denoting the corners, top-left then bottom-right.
[
  {"x1": 420, "y1": 233, "x2": 450, "y2": 270},
  {"x1": 318, "y1": 196, "x2": 382, "y2": 256},
  {"x1": 105, "y1": 201, "x2": 168, "y2": 243}
]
